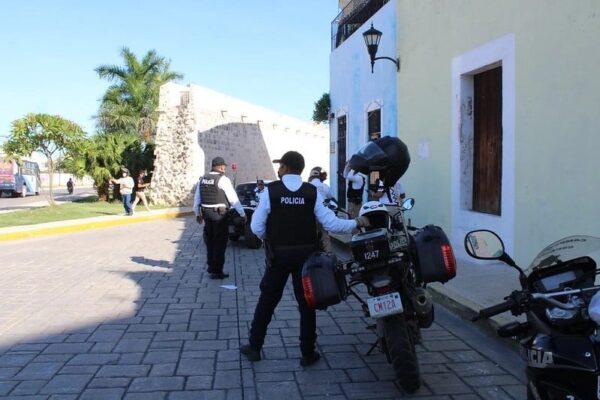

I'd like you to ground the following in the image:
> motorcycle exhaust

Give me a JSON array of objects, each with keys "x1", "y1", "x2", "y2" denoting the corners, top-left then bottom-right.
[{"x1": 411, "y1": 288, "x2": 434, "y2": 328}]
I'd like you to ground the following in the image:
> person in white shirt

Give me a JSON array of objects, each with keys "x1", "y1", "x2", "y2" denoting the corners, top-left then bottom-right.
[
  {"x1": 193, "y1": 156, "x2": 246, "y2": 279},
  {"x1": 308, "y1": 166, "x2": 336, "y2": 251},
  {"x1": 343, "y1": 162, "x2": 367, "y2": 218},
  {"x1": 370, "y1": 178, "x2": 406, "y2": 206},
  {"x1": 308, "y1": 167, "x2": 333, "y2": 202},
  {"x1": 240, "y1": 151, "x2": 370, "y2": 366},
  {"x1": 110, "y1": 167, "x2": 135, "y2": 216}
]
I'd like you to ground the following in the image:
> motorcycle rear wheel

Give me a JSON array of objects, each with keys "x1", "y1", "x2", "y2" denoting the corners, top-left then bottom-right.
[{"x1": 381, "y1": 314, "x2": 421, "y2": 393}]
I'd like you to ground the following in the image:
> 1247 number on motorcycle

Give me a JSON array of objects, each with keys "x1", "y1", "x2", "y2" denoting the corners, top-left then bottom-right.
[{"x1": 367, "y1": 292, "x2": 403, "y2": 318}]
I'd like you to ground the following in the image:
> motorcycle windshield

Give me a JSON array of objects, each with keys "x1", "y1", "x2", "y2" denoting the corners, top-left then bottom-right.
[
  {"x1": 355, "y1": 142, "x2": 389, "y2": 167},
  {"x1": 526, "y1": 235, "x2": 600, "y2": 275}
]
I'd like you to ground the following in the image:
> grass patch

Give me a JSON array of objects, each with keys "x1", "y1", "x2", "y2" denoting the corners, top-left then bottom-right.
[{"x1": 0, "y1": 196, "x2": 170, "y2": 228}]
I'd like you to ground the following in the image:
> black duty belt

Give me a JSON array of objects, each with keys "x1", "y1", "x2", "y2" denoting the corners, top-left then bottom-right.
[{"x1": 202, "y1": 206, "x2": 228, "y2": 215}]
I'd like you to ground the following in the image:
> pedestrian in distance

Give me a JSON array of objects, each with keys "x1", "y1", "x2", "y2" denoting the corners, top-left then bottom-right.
[
  {"x1": 132, "y1": 171, "x2": 151, "y2": 213},
  {"x1": 66, "y1": 178, "x2": 74, "y2": 195},
  {"x1": 193, "y1": 156, "x2": 246, "y2": 279},
  {"x1": 110, "y1": 167, "x2": 135, "y2": 216},
  {"x1": 240, "y1": 151, "x2": 370, "y2": 366}
]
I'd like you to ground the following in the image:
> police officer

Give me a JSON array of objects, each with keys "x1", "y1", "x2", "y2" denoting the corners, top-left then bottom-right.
[
  {"x1": 308, "y1": 166, "x2": 334, "y2": 202},
  {"x1": 370, "y1": 178, "x2": 406, "y2": 207},
  {"x1": 240, "y1": 151, "x2": 370, "y2": 366},
  {"x1": 193, "y1": 156, "x2": 246, "y2": 279},
  {"x1": 343, "y1": 162, "x2": 367, "y2": 218}
]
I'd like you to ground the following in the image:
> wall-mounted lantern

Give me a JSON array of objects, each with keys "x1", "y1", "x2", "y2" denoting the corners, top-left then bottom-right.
[{"x1": 363, "y1": 23, "x2": 400, "y2": 73}]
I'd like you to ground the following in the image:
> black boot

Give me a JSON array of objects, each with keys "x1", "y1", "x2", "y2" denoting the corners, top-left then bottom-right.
[{"x1": 240, "y1": 344, "x2": 261, "y2": 361}]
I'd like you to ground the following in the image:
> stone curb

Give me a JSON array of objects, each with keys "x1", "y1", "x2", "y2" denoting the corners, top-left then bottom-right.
[{"x1": 0, "y1": 207, "x2": 194, "y2": 242}]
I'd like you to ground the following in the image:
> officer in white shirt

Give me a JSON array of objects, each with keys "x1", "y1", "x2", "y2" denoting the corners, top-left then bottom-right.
[
  {"x1": 193, "y1": 156, "x2": 246, "y2": 279},
  {"x1": 308, "y1": 167, "x2": 333, "y2": 202},
  {"x1": 308, "y1": 166, "x2": 335, "y2": 251},
  {"x1": 342, "y1": 163, "x2": 367, "y2": 218},
  {"x1": 370, "y1": 178, "x2": 406, "y2": 206},
  {"x1": 240, "y1": 151, "x2": 370, "y2": 366}
]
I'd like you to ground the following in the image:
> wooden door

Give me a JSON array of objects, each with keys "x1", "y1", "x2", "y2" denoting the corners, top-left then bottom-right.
[{"x1": 473, "y1": 66, "x2": 502, "y2": 215}]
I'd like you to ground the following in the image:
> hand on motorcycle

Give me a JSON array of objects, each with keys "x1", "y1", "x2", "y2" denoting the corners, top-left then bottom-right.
[{"x1": 355, "y1": 216, "x2": 371, "y2": 229}]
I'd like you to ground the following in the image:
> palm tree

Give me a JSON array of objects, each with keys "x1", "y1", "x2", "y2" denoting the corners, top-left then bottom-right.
[
  {"x1": 64, "y1": 131, "x2": 140, "y2": 201},
  {"x1": 95, "y1": 47, "x2": 183, "y2": 140}
]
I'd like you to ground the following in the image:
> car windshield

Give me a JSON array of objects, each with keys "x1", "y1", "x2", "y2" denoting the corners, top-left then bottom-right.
[
  {"x1": 236, "y1": 183, "x2": 258, "y2": 205},
  {"x1": 526, "y1": 235, "x2": 600, "y2": 275}
]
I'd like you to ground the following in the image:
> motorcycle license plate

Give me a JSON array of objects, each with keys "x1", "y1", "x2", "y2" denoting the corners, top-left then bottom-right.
[{"x1": 367, "y1": 292, "x2": 403, "y2": 318}]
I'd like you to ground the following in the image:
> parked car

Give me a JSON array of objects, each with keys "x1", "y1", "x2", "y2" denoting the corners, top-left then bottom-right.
[{"x1": 229, "y1": 181, "x2": 269, "y2": 249}]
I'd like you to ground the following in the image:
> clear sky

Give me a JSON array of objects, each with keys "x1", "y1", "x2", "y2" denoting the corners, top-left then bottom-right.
[{"x1": 0, "y1": 0, "x2": 340, "y2": 139}]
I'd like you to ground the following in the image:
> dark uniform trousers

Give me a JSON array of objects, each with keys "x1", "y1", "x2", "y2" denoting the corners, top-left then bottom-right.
[
  {"x1": 202, "y1": 208, "x2": 229, "y2": 274},
  {"x1": 249, "y1": 244, "x2": 317, "y2": 356}
]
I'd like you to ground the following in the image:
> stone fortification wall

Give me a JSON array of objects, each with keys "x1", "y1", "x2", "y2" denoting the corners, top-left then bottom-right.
[{"x1": 151, "y1": 82, "x2": 329, "y2": 205}]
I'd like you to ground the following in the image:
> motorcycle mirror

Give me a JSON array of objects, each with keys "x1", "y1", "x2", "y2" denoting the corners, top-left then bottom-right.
[
  {"x1": 464, "y1": 230, "x2": 505, "y2": 260},
  {"x1": 401, "y1": 198, "x2": 415, "y2": 210}
]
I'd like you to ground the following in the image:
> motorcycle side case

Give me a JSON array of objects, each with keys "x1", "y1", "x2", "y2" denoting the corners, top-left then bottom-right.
[
  {"x1": 351, "y1": 228, "x2": 391, "y2": 264},
  {"x1": 302, "y1": 252, "x2": 347, "y2": 310},
  {"x1": 414, "y1": 225, "x2": 456, "y2": 283}
]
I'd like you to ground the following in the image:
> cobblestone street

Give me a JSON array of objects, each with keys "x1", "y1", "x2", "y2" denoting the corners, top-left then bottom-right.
[{"x1": 0, "y1": 218, "x2": 526, "y2": 399}]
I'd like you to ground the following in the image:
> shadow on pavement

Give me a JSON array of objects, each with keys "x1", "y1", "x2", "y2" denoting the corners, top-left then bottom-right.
[
  {"x1": 0, "y1": 216, "x2": 526, "y2": 399},
  {"x1": 130, "y1": 256, "x2": 173, "y2": 269}
]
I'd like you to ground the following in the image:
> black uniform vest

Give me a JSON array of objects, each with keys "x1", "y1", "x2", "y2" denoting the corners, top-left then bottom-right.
[
  {"x1": 199, "y1": 173, "x2": 229, "y2": 207},
  {"x1": 347, "y1": 176, "x2": 365, "y2": 203},
  {"x1": 266, "y1": 181, "x2": 318, "y2": 246}
]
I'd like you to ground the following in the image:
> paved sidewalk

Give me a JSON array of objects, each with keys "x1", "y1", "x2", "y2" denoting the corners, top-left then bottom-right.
[
  {"x1": 0, "y1": 218, "x2": 525, "y2": 399},
  {"x1": 1, "y1": 209, "x2": 521, "y2": 329}
]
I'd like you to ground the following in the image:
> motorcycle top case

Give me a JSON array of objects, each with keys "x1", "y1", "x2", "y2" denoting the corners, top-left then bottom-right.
[
  {"x1": 302, "y1": 252, "x2": 347, "y2": 310},
  {"x1": 351, "y1": 228, "x2": 391, "y2": 264},
  {"x1": 414, "y1": 225, "x2": 457, "y2": 283}
]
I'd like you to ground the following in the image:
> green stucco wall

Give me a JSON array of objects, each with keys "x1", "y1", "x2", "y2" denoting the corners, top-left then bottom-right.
[{"x1": 396, "y1": 0, "x2": 600, "y2": 263}]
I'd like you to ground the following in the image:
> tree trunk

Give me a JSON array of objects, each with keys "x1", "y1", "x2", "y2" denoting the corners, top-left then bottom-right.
[
  {"x1": 47, "y1": 157, "x2": 56, "y2": 206},
  {"x1": 97, "y1": 181, "x2": 110, "y2": 202}
]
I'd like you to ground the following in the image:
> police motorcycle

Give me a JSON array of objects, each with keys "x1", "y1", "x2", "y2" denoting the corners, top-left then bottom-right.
[
  {"x1": 228, "y1": 181, "x2": 265, "y2": 249},
  {"x1": 465, "y1": 230, "x2": 600, "y2": 400},
  {"x1": 302, "y1": 137, "x2": 457, "y2": 393}
]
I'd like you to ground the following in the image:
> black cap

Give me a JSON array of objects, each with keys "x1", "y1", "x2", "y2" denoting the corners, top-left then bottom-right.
[
  {"x1": 211, "y1": 156, "x2": 227, "y2": 167},
  {"x1": 272, "y1": 151, "x2": 305, "y2": 172}
]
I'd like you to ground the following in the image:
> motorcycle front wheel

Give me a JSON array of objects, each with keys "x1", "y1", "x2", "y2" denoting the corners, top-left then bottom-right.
[{"x1": 380, "y1": 314, "x2": 421, "y2": 393}]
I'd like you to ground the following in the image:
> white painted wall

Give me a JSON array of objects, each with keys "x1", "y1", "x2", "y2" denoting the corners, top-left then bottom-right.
[{"x1": 329, "y1": 0, "x2": 397, "y2": 201}]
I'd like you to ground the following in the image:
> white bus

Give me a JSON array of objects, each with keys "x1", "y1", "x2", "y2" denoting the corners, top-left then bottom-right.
[{"x1": 0, "y1": 156, "x2": 41, "y2": 197}]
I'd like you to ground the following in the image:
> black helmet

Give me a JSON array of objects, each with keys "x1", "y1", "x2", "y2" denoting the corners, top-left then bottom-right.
[{"x1": 348, "y1": 136, "x2": 410, "y2": 188}]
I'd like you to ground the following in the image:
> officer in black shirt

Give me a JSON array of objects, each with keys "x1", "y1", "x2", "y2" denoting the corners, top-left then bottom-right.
[
  {"x1": 193, "y1": 156, "x2": 246, "y2": 279},
  {"x1": 240, "y1": 151, "x2": 370, "y2": 366}
]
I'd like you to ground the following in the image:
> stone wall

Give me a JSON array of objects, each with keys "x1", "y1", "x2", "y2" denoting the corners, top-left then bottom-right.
[{"x1": 151, "y1": 83, "x2": 329, "y2": 205}]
